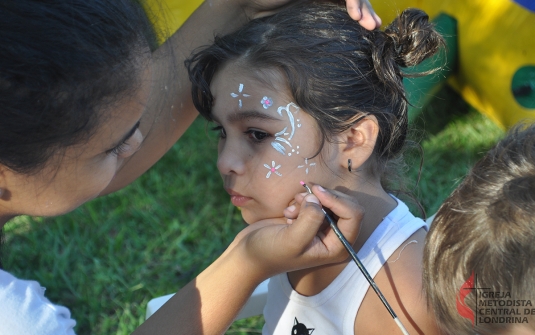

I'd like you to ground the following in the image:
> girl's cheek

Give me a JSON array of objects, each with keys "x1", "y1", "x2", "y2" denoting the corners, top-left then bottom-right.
[{"x1": 259, "y1": 154, "x2": 316, "y2": 188}]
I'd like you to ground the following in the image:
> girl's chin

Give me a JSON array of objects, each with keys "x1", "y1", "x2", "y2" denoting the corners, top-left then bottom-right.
[
  {"x1": 241, "y1": 211, "x2": 287, "y2": 225},
  {"x1": 241, "y1": 212, "x2": 261, "y2": 225}
]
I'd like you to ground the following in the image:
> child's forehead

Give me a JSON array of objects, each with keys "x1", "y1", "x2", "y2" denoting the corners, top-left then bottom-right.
[{"x1": 212, "y1": 62, "x2": 291, "y2": 99}]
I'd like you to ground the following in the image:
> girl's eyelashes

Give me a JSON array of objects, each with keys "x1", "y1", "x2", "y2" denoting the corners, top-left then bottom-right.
[
  {"x1": 211, "y1": 125, "x2": 226, "y2": 139},
  {"x1": 245, "y1": 129, "x2": 270, "y2": 143},
  {"x1": 107, "y1": 121, "x2": 142, "y2": 157},
  {"x1": 108, "y1": 141, "x2": 130, "y2": 156},
  {"x1": 210, "y1": 125, "x2": 270, "y2": 143}
]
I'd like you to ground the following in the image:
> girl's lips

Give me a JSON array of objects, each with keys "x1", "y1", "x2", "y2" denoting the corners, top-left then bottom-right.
[
  {"x1": 226, "y1": 189, "x2": 252, "y2": 207},
  {"x1": 230, "y1": 194, "x2": 252, "y2": 207}
]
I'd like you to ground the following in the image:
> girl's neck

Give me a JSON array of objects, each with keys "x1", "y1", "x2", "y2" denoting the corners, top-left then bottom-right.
[{"x1": 288, "y1": 179, "x2": 397, "y2": 297}]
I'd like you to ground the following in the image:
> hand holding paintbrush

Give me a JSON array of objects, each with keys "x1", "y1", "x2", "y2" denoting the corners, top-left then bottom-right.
[{"x1": 300, "y1": 181, "x2": 411, "y2": 335}]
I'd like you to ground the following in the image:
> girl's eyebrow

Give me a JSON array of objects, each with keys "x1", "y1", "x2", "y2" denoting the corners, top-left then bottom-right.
[
  {"x1": 111, "y1": 120, "x2": 141, "y2": 148},
  {"x1": 227, "y1": 110, "x2": 282, "y2": 123}
]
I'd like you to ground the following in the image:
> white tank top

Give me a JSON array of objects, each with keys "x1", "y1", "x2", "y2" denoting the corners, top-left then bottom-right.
[{"x1": 262, "y1": 199, "x2": 426, "y2": 335}]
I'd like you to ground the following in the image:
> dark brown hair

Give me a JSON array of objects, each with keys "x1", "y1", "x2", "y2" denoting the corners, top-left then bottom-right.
[
  {"x1": 423, "y1": 123, "x2": 535, "y2": 334},
  {"x1": 0, "y1": 0, "x2": 156, "y2": 174},
  {"x1": 186, "y1": 2, "x2": 443, "y2": 187}
]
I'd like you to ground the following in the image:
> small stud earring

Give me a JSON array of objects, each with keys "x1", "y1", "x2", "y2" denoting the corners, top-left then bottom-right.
[{"x1": 348, "y1": 159, "x2": 352, "y2": 172}]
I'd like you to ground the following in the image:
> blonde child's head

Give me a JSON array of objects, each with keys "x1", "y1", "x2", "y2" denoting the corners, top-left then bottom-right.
[
  {"x1": 423, "y1": 123, "x2": 535, "y2": 335},
  {"x1": 187, "y1": 2, "x2": 443, "y2": 223}
]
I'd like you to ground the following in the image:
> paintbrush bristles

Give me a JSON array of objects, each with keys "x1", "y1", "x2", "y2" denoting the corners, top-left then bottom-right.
[{"x1": 300, "y1": 181, "x2": 313, "y2": 194}]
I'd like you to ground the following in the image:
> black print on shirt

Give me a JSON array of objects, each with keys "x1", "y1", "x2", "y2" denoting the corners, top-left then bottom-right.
[{"x1": 292, "y1": 317, "x2": 314, "y2": 335}]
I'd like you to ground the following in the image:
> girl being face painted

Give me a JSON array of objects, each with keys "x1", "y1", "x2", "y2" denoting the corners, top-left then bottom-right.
[{"x1": 210, "y1": 63, "x2": 343, "y2": 223}]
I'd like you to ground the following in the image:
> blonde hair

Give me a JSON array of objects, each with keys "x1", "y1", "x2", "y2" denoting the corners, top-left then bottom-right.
[{"x1": 423, "y1": 123, "x2": 535, "y2": 334}]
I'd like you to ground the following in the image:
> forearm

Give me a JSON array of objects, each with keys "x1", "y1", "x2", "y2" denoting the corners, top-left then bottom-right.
[
  {"x1": 134, "y1": 186, "x2": 364, "y2": 333},
  {"x1": 103, "y1": 1, "x2": 249, "y2": 194},
  {"x1": 133, "y1": 245, "x2": 261, "y2": 335}
]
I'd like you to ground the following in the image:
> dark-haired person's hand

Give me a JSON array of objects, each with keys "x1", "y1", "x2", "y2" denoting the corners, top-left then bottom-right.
[
  {"x1": 240, "y1": 0, "x2": 381, "y2": 30},
  {"x1": 233, "y1": 184, "x2": 364, "y2": 281},
  {"x1": 345, "y1": 0, "x2": 381, "y2": 29},
  {"x1": 136, "y1": 185, "x2": 363, "y2": 335}
]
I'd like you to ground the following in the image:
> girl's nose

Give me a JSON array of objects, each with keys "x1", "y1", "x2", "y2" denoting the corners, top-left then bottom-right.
[{"x1": 217, "y1": 141, "x2": 246, "y2": 176}]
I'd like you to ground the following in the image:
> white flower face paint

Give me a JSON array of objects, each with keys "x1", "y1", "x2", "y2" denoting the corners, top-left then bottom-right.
[
  {"x1": 261, "y1": 96, "x2": 273, "y2": 109},
  {"x1": 270, "y1": 102, "x2": 301, "y2": 156},
  {"x1": 264, "y1": 161, "x2": 282, "y2": 178},
  {"x1": 297, "y1": 158, "x2": 316, "y2": 175},
  {"x1": 230, "y1": 83, "x2": 251, "y2": 109}
]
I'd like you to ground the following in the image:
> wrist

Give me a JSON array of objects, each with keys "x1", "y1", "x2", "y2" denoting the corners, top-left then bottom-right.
[{"x1": 227, "y1": 234, "x2": 271, "y2": 285}]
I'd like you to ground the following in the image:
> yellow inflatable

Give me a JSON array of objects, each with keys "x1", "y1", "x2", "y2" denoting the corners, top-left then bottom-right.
[
  {"x1": 148, "y1": 0, "x2": 535, "y2": 129},
  {"x1": 144, "y1": 0, "x2": 203, "y2": 43},
  {"x1": 373, "y1": 0, "x2": 535, "y2": 129}
]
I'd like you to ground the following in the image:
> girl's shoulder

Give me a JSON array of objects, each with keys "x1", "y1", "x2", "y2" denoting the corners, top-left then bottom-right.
[{"x1": 354, "y1": 228, "x2": 441, "y2": 334}]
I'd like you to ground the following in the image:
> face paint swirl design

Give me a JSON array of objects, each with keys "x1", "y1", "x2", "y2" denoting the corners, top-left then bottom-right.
[
  {"x1": 270, "y1": 102, "x2": 300, "y2": 156},
  {"x1": 230, "y1": 83, "x2": 251, "y2": 109}
]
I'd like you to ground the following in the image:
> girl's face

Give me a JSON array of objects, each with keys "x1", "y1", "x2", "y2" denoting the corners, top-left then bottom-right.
[
  {"x1": 210, "y1": 63, "x2": 342, "y2": 223},
  {"x1": 0, "y1": 64, "x2": 152, "y2": 218}
]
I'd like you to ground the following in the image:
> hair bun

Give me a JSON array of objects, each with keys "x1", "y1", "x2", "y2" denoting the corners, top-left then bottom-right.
[
  {"x1": 370, "y1": 8, "x2": 444, "y2": 111},
  {"x1": 384, "y1": 8, "x2": 444, "y2": 68}
]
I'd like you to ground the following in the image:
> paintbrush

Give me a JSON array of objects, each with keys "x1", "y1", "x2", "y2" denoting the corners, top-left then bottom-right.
[{"x1": 300, "y1": 181, "x2": 410, "y2": 335}]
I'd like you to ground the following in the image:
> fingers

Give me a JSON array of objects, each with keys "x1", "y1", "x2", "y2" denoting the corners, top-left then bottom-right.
[
  {"x1": 283, "y1": 192, "x2": 306, "y2": 220},
  {"x1": 345, "y1": 0, "x2": 382, "y2": 30},
  {"x1": 310, "y1": 184, "x2": 364, "y2": 247},
  {"x1": 345, "y1": 0, "x2": 363, "y2": 21},
  {"x1": 286, "y1": 194, "x2": 326, "y2": 246},
  {"x1": 359, "y1": 1, "x2": 382, "y2": 30},
  {"x1": 236, "y1": 184, "x2": 364, "y2": 277}
]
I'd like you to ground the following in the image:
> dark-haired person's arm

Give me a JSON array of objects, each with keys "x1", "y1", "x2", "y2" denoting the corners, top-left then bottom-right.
[
  {"x1": 133, "y1": 186, "x2": 364, "y2": 334},
  {"x1": 102, "y1": 0, "x2": 381, "y2": 194}
]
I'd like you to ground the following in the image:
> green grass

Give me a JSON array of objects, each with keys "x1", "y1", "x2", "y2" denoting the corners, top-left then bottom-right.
[{"x1": 1, "y1": 86, "x2": 504, "y2": 334}]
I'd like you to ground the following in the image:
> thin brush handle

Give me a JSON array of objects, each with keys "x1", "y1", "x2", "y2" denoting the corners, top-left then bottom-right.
[{"x1": 303, "y1": 184, "x2": 410, "y2": 335}]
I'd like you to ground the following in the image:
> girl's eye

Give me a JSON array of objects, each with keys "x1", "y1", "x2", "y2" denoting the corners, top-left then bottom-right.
[
  {"x1": 109, "y1": 142, "x2": 130, "y2": 156},
  {"x1": 211, "y1": 125, "x2": 226, "y2": 139},
  {"x1": 106, "y1": 126, "x2": 143, "y2": 158},
  {"x1": 245, "y1": 129, "x2": 270, "y2": 142}
]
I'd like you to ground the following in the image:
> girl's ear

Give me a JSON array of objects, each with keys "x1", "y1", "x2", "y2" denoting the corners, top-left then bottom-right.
[{"x1": 339, "y1": 115, "x2": 379, "y2": 171}]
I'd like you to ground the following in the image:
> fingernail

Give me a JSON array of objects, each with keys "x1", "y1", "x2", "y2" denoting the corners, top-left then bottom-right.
[
  {"x1": 300, "y1": 192, "x2": 308, "y2": 197},
  {"x1": 317, "y1": 185, "x2": 326, "y2": 192},
  {"x1": 305, "y1": 195, "x2": 320, "y2": 205},
  {"x1": 287, "y1": 205, "x2": 296, "y2": 212}
]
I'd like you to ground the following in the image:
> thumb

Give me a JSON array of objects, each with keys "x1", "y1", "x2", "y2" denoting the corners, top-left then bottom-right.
[
  {"x1": 283, "y1": 193, "x2": 326, "y2": 253},
  {"x1": 310, "y1": 184, "x2": 364, "y2": 246}
]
